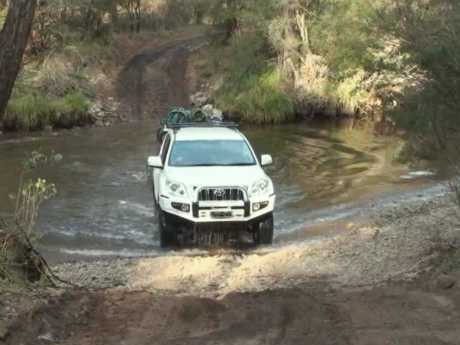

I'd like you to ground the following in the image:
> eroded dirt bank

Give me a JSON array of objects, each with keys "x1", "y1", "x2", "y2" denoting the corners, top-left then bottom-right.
[{"x1": 4, "y1": 277, "x2": 460, "y2": 345}]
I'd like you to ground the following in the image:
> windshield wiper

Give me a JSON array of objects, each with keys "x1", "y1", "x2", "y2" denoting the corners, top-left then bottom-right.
[
  {"x1": 174, "y1": 163, "x2": 255, "y2": 167},
  {"x1": 177, "y1": 164, "x2": 219, "y2": 167},
  {"x1": 220, "y1": 163, "x2": 256, "y2": 166}
]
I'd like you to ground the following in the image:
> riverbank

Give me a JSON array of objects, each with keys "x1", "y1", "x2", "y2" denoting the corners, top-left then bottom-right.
[{"x1": 1, "y1": 185, "x2": 460, "y2": 344}]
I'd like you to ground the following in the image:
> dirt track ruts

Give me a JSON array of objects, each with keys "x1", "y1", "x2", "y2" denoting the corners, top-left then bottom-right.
[{"x1": 117, "y1": 36, "x2": 209, "y2": 120}]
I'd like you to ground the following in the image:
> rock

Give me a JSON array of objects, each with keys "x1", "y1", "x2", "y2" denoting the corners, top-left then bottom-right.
[
  {"x1": 436, "y1": 274, "x2": 456, "y2": 290},
  {"x1": 44, "y1": 125, "x2": 53, "y2": 132},
  {"x1": 191, "y1": 92, "x2": 209, "y2": 106},
  {"x1": 95, "y1": 120, "x2": 104, "y2": 127},
  {"x1": 53, "y1": 153, "x2": 64, "y2": 162},
  {"x1": 0, "y1": 131, "x2": 3, "y2": 136},
  {"x1": 38, "y1": 332, "x2": 55, "y2": 342}
]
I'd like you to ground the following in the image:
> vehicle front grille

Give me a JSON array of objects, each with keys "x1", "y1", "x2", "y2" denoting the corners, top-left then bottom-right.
[{"x1": 198, "y1": 187, "x2": 245, "y2": 201}]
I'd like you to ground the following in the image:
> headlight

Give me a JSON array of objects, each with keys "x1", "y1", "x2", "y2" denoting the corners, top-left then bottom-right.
[
  {"x1": 251, "y1": 178, "x2": 270, "y2": 196},
  {"x1": 165, "y1": 179, "x2": 188, "y2": 197}
]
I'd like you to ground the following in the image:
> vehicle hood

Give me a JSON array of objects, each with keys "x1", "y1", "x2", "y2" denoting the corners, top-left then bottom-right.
[{"x1": 165, "y1": 165, "x2": 268, "y2": 189}]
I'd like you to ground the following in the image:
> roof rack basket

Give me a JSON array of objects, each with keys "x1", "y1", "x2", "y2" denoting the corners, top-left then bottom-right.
[{"x1": 168, "y1": 121, "x2": 239, "y2": 130}]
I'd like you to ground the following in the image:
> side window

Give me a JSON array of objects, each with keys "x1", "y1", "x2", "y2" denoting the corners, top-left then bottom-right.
[{"x1": 161, "y1": 134, "x2": 171, "y2": 165}]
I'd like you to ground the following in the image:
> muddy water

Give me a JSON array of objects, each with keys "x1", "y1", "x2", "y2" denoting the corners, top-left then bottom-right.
[{"x1": 0, "y1": 122, "x2": 441, "y2": 260}]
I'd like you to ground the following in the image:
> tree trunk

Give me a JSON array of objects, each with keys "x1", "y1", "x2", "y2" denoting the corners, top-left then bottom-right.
[{"x1": 0, "y1": 0, "x2": 36, "y2": 121}]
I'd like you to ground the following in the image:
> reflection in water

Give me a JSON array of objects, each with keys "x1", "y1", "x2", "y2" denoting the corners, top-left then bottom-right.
[{"x1": 0, "y1": 122, "x2": 438, "y2": 260}]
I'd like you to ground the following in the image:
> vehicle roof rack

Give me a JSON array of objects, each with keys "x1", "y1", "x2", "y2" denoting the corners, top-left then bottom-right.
[{"x1": 167, "y1": 121, "x2": 239, "y2": 130}]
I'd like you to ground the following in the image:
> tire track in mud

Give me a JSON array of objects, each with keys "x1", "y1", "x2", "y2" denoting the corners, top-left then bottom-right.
[{"x1": 117, "y1": 36, "x2": 209, "y2": 120}]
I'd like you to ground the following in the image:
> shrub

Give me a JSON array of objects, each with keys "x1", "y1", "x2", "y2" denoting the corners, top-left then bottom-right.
[
  {"x1": 4, "y1": 94, "x2": 55, "y2": 130},
  {"x1": 0, "y1": 151, "x2": 59, "y2": 286},
  {"x1": 4, "y1": 92, "x2": 91, "y2": 131},
  {"x1": 52, "y1": 92, "x2": 91, "y2": 128},
  {"x1": 218, "y1": 69, "x2": 295, "y2": 124},
  {"x1": 0, "y1": 8, "x2": 6, "y2": 28}
]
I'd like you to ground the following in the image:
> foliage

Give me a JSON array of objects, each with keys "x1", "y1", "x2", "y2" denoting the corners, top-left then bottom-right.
[
  {"x1": 204, "y1": 0, "x2": 460, "y2": 129},
  {"x1": 380, "y1": 1, "x2": 460, "y2": 132},
  {"x1": 218, "y1": 68, "x2": 295, "y2": 124},
  {"x1": 3, "y1": 0, "x2": 460, "y2": 132},
  {"x1": 0, "y1": 6, "x2": 6, "y2": 28},
  {"x1": 4, "y1": 91, "x2": 91, "y2": 131},
  {"x1": 0, "y1": 151, "x2": 59, "y2": 286}
]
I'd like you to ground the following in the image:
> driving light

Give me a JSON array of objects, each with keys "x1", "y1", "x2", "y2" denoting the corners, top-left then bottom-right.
[
  {"x1": 251, "y1": 178, "x2": 270, "y2": 196},
  {"x1": 253, "y1": 201, "x2": 269, "y2": 212},
  {"x1": 172, "y1": 202, "x2": 190, "y2": 213}
]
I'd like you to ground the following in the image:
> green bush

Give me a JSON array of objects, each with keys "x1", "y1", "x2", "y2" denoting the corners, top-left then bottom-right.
[
  {"x1": 218, "y1": 69, "x2": 295, "y2": 124},
  {"x1": 0, "y1": 8, "x2": 6, "y2": 28},
  {"x1": 4, "y1": 92, "x2": 91, "y2": 131},
  {"x1": 52, "y1": 92, "x2": 91, "y2": 128},
  {"x1": 4, "y1": 94, "x2": 55, "y2": 130}
]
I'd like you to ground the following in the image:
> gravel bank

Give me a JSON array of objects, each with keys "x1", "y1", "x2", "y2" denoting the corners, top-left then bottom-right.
[{"x1": 53, "y1": 186, "x2": 460, "y2": 297}]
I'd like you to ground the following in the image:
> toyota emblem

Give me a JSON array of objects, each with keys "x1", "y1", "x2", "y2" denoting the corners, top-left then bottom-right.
[{"x1": 213, "y1": 189, "x2": 225, "y2": 198}]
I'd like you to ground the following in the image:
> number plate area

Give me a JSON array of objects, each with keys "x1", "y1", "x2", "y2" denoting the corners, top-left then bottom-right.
[
  {"x1": 210, "y1": 210, "x2": 233, "y2": 219},
  {"x1": 197, "y1": 201, "x2": 245, "y2": 220}
]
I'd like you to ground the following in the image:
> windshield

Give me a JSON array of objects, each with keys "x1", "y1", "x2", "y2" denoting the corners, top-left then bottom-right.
[{"x1": 169, "y1": 140, "x2": 256, "y2": 167}]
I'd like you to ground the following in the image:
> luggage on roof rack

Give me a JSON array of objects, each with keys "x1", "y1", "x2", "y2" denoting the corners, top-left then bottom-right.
[
  {"x1": 156, "y1": 108, "x2": 236, "y2": 142},
  {"x1": 167, "y1": 121, "x2": 239, "y2": 129}
]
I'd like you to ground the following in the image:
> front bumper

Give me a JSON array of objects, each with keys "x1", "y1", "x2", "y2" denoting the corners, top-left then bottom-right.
[{"x1": 159, "y1": 194, "x2": 275, "y2": 223}]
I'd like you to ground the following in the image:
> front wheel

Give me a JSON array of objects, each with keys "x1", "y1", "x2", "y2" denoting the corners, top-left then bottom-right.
[
  {"x1": 158, "y1": 210, "x2": 176, "y2": 248},
  {"x1": 254, "y1": 213, "x2": 274, "y2": 245}
]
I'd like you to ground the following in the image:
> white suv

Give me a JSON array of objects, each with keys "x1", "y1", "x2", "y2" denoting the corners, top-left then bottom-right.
[{"x1": 147, "y1": 123, "x2": 275, "y2": 247}]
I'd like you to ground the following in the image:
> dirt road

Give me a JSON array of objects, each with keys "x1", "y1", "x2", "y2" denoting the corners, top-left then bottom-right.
[{"x1": 117, "y1": 35, "x2": 208, "y2": 120}]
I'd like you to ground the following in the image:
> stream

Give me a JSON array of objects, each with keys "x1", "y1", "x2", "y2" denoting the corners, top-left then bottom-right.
[{"x1": 0, "y1": 121, "x2": 443, "y2": 262}]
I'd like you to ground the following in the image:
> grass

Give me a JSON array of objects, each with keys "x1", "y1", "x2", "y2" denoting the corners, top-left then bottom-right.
[
  {"x1": 0, "y1": 8, "x2": 6, "y2": 28},
  {"x1": 218, "y1": 69, "x2": 295, "y2": 124},
  {"x1": 4, "y1": 91, "x2": 91, "y2": 131}
]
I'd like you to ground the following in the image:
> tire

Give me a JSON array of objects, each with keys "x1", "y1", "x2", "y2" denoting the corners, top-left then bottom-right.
[
  {"x1": 255, "y1": 213, "x2": 274, "y2": 245},
  {"x1": 152, "y1": 183, "x2": 157, "y2": 207},
  {"x1": 158, "y1": 210, "x2": 175, "y2": 248}
]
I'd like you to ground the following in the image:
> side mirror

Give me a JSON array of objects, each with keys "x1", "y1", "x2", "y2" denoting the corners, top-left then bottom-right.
[
  {"x1": 260, "y1": 154, "x2": 273, "y2": 166},
  {"x1": 148, "y1": 156, "x2": 163, "y2": 169}
]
